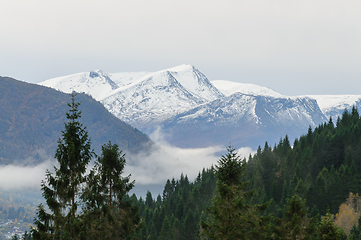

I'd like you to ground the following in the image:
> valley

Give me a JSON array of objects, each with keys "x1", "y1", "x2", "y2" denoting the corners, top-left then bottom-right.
[{"x1": 1, "y1": 66, "x2": 361, "y2": 239}]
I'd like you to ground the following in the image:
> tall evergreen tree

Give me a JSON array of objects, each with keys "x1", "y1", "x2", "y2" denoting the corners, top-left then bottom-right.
[
  {"x1": 273, "y1": 195, "x2": 318, "y2": 240},
  {"x1": 317, "y1": 212, "x2": 345, "y2": 240},
  {"x1": 201, "y1": 146, "x2": 269, "y2": 239},
  {"x1": 81, "y1": 141, "x2": 140, "y2": 239},
  {"x1": 32, "y1": 93, "x2": 94, "y2": 239}
]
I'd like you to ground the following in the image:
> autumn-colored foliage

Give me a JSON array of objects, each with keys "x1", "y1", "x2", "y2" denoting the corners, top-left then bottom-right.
[{"x1": 334, "y1": 192, "x2": 361, "y2": 235}]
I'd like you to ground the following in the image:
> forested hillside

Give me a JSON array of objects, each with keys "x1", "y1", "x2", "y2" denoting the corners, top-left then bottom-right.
[
  {"x1": 246, "y1": 106, "x2": 361, "y2": 216},
  {"x1": 135, "y1": 107, "x2": 361, "y2": 239},
  {"x1": 135, "y1": 169, "x2": 216, "y2": 239}
]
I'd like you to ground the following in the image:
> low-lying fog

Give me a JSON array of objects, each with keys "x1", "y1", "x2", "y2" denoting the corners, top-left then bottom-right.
[{"x1": 0, "y1": 130, "x2": 254, "y2": 198}]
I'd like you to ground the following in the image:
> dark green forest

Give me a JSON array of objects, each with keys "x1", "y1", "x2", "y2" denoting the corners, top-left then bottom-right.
[{"x1": 133, "y1": 107, "x2": 361, "y2": 239}]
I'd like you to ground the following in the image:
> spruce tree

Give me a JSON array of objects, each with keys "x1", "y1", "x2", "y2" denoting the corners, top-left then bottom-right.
[
  {"x1": 32, "y1": 93, "x2": 93, "y2": 239},
  {"x1": 201, "y1": 146, "x2": 270, "y2": 240},
  {"x1": 81, "y1": 141, "x2": 140, "y2": 239},
  {"x1": 145, "y1": 191, "x2": 154, "y2": 210},
  {"x1": 158, "y1": 216, "x2": 172, "y2": 240},
  {"x1": 184, "y1": 209, "x2": 197, "y2": 240},
  {"x1": 318, "y1": 212, "x2": 345, "y2": 240},
  {"x1": 273, "y1": 195, "x2": 318, "y2": 239}
]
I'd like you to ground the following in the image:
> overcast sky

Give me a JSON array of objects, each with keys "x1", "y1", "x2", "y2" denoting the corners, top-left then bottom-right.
[{"x1": 1, "y1": 0, "x2": 361, "y2": 96}]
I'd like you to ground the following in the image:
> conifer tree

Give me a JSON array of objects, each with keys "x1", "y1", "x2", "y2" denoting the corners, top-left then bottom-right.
[
  {"x1": 81, "y1": 141, "x2": 140, "y2": 239},
  {"x1": 273, "y1": 195, "x2": 318, "y2": 239},
  {"x1": 201, "y1": 146, "x2": 270, "y2": 239},
  {"x1": 32, "y1": 93, "x2": 93, "y2": 239},
  {"x1": 158, "y1": 216, "x2": 172, "y2": 240},
  {"x1": 184, "y1": 209, "x2": 197, "y2": 240},
  {"x1": 349, "y1": 214, "x2": 361, "y2": 240},
  {"x1": 145, "y1": 191, "x2": 154, "y2": 210},
  {"x1": 318, "y1": 212, "x2": 345, "y2": 240}
]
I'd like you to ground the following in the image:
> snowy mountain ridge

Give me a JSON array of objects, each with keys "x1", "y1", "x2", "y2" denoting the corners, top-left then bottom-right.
[
  {"x1": 40, "y1": 70, "x2": 119, "y2": 101},
  {"x1": 211, "y1": 79, "x2": 361, "y2": 121},
  {"x1": 211, "y1": 80, "x2": 284, "y2": 98},
  {"x1": 40, "y1": 64, "x2": 224, "y2": 129},
  {"x1": 39, "y1": 64, "x2": 361, "y2": 148},
  {"x1": 305, "y1": 95, "x2": 361, "y2": 120}
]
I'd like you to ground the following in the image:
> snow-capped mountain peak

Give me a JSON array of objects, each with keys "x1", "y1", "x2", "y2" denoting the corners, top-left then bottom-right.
[
  {"x1": 40, "y1": 70, "x2": 118, "y2": 101},
  {"x1": 99, "y1": 66, "x2": 223, "y2": 128},
  {"x1": 138, "y1": 64, "x2": 224, "y2": 101},
  {"x1": 169, "y1": 65, "x2": 224, "y2": 101}
]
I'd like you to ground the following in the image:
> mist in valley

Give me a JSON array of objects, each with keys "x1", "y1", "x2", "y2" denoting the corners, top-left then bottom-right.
[{"x1": 0, "y1": 129, "x2": 254, "y2": 199}]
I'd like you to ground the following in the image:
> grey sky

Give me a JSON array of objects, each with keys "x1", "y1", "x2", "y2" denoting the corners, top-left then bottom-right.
[{"x1": 1, "y1": 0, "x2": 361, "y2": 96}]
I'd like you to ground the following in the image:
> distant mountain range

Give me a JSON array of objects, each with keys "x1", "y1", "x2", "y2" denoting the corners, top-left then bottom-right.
[
  {"x1": 0, "y1": 76, "x2": 152, "y2": 164},
  {"x1": 39, "y1": 64, "x2": 361, "y2": 149},
  {"x1": 40, "y1": 65, "x2": 223, "y2": 129}
]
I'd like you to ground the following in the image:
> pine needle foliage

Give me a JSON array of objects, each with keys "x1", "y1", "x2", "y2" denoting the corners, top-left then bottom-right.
[
  {"x1": 81, "y1": 141, "x2": 141, "y2": 240},
  {"x1": 32, "y1": 93, "x2": 93, "y2": 240},
  {"x1": 318, "y1": 212, "x2": 346, "y2": 240},
  {"x1": 273, "y1": 195, "x2": 319, "y2": 240},
  {"x1": 32, "y1": 93, "x2": 140, "y2": 240},
  {"x1": 201, "y1": 146, "x2": 270, "y2": 240}
]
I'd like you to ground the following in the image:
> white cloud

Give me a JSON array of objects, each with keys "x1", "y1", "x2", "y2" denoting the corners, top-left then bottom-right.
[
  {"x1": 125, "y1": 143, "x2": 221, "y2": 185},
  {"x1": 0, "y1": 160, "x2": 55, "y2": 191},
  {"x1": 125, "y1": 129, "x2": 255, "y2": 185},
  {"x1": 0, "y1": 133, "x2": 254, "y2": 195}
]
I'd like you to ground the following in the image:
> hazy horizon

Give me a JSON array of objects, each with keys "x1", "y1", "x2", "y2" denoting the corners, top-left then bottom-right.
[{"x1": 2, "y1": 0, "x2": 361, "y2": 96}]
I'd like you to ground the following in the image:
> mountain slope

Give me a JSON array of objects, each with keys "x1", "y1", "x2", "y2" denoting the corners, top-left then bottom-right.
[
  {"x1": 212, "y1": 80, "x2": 361, "y2": 125},
  {"x1": 0, "y1": 76, "x2": 152, "y2": 164},
  {"x1": 160, "y1": 93, "x2": 327, "y2": 148},
  {"x1": 41, "y1": 64, "x2": 224, "y2": 130},
  {"x1": 307, "y1": 95, "x2": 361, "y2": 121},
  {"x1": 101, "y1": 71, "x2": 205, "y2": 128}
]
